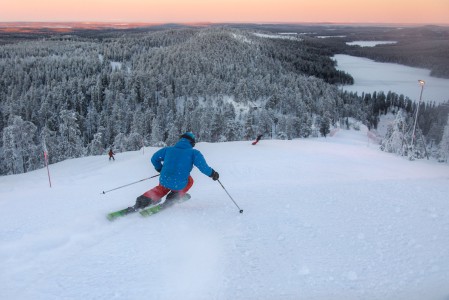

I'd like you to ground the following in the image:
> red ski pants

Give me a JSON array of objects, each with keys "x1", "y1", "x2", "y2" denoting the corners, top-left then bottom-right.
[{"x1": 142, "y1": 176, "x2": 194, "y2": 201}]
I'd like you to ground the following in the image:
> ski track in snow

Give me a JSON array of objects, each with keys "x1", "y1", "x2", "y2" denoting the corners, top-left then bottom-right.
[{"x1": 1, "y1": 127, "x2": 449, "y2": 300}]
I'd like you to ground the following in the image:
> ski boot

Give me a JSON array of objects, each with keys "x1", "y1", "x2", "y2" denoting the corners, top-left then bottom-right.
[
  {"x1": 125, "y1": 195, "x2": 157, "y2": 213},
  {"x1": 166, "y1": 191, "x2": 181, "y2": 201}
]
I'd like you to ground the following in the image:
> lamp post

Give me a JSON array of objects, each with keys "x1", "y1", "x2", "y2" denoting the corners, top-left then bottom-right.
[{"x1": 411, "y1": 80, "x2": 425, "y2": 148}]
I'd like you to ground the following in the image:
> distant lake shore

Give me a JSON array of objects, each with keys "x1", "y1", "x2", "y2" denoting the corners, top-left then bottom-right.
[
  {"x1": 333, "y1": 54, "x2": 449, "y2": 104},
  {"x1": 346, "y1": 41, "x2": 397, "y2": 47}
]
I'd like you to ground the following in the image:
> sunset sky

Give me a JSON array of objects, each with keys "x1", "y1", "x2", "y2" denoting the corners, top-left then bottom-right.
[{"x1": 1, "y1": 0, "x2": 448, "y2": 24}]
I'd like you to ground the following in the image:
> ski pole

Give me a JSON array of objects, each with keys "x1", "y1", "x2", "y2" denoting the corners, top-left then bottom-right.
[
  {"x1": 101, "y1": 174, "x2": 160, "y2": 194},
  {"x1": 217, "y1": 179, "x2": 243, "y2": 213}
]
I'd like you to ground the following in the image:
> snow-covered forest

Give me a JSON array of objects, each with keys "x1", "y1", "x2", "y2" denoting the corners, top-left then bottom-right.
[{"x1": 1, "y1": 26, "x2": 448, "y2": 175}]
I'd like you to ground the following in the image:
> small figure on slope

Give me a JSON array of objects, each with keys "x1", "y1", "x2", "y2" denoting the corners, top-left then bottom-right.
[
  {"x1": 126, "y1": 132, "x2": 219, "y2": 212},
  {"x1": 108, "y1": 148, "x2": 115, "y2": 161},
  {"x1": 252, "y1": 134, "x2": 263, "y2": 145}
]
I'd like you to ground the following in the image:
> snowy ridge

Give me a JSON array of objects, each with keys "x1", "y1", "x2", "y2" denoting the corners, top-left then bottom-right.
[
  {"x1": 253, "y1": 32, "x2": 301, "y2": 41},
  {"x1": 1, "y1": 127, "x2": 449, "y2": 300}
]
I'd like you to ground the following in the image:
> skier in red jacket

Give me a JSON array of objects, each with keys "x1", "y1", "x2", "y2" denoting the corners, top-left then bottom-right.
[
  {"x1": 108, "y1": 149, "x2": 115, "y2": 161},
  {"x1": 252, "y1": 134, "x2": 263, "y2": 145}
]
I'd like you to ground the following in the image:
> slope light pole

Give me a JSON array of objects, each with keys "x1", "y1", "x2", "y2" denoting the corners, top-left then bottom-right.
[{"x1": 411, "y1": 80, "x2": 425, "y2": 148}]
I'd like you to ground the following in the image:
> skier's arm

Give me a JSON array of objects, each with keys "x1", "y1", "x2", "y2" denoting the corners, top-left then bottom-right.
[
  {"x1": 151, "y1": 148, "x2": 166, "y2": 172},
  {"x1": 192, "y1": 150, "x2": 214, "y2": 177}
]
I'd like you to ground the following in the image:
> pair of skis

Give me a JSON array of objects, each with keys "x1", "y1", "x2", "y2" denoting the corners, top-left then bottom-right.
[{"x1": 107, "y1": 194, "x2": 191, "y2": 221}]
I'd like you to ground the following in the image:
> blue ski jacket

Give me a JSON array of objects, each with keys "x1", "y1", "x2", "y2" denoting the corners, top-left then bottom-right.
[{"x1": 151, "y1": 138, "x2": 213, "y2": 190}]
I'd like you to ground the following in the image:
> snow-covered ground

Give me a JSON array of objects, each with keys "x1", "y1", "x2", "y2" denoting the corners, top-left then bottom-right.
[
  {"x1": 1, "y1": 127, "x2": 449, "y2": 300},
  {"x1": 334, "y1": 54, "x2": 449, "y2": 104}
]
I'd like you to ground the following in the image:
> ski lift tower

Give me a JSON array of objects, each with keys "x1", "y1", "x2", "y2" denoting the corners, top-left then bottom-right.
[{"x1": 411, "y1": 79, "x2": 425, "y2": 148}]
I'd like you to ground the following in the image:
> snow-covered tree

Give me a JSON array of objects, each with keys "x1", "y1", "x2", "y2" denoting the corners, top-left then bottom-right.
[
  {"x1": 380, "y1": 110, "x2": 408, "y2": 156},
  {"x1": 319, "y1": 115, "x2": 331, "y2": 138},
  {"x1": 126, "y1": 132, "x2": 144, "y2": 151},
  {"x1": 166, "y1": 124, "x2": 180, "y2": 146},
  {"x1": 1, "y1": 116, "x2": 38, "y2": 174},
  {"x1": 438, "y1": 114, "x2": 449, "y2": 162},
  {"x1": 57, "y1": 110, "x2": 84, "y2": 160},
  {"x1": 113, "y1": 133, "x2": 127, "y2": 153},
  {"x1": 150, "y1": 118, "x2": 165, "y2": 147},
  {"x1": 89, "y1": 132, "x2": 104, "y2": 155},
  {"x1": 40, "y1": 126, "x2": 58, "y2": 165}
]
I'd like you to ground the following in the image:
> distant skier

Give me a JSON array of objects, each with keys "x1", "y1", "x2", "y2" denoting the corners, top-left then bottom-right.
[
  {"x1": 126, "y1": 132, "x2": 219, "y2": 212},
  {"x1": 252, "y1": 134, "x2": 263, "y2": 145},
  {"x1": 108, "y1": 149, "x2": 115, "y2": 161}
]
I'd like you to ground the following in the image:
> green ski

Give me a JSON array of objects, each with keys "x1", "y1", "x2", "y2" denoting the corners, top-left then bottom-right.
[
  {"x1": 106, "y1": 193, "x2": 191, "y2": 221},
  {"x1": 139, "y1": 205, "x2": 163, "y2": 217},
  {"x1": 106, "y1": 207, "x2": 135, "y2": 221}
]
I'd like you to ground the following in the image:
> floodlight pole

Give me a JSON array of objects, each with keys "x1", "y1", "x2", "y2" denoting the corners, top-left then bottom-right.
[{"x1": 411, "y1": 80, "x2": 425, "y2": 148}]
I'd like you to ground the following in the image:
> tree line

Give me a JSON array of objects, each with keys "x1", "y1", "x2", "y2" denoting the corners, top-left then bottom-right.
[{"x1": 0, "y1": 26, "x2": 448, "y2": 175}]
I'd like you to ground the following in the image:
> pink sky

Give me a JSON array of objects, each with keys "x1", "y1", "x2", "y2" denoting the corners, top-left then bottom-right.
[{"x1": 1, "y1": 0, "x2": 448, "y2": 24}]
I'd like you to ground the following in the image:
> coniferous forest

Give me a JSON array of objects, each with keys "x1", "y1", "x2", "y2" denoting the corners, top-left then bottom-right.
[{"x1": 1, "y1": 25, "x2": 449, "y2": 175}]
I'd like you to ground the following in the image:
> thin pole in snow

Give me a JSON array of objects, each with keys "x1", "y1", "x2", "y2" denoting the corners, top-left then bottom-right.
[
  {"x1": 44, "y1": 151, "x2": 52, "y2": 188},
  {"x1": 101, "y1": 174, "x2": 160, "y2": 194},
  {"x1": 217, "y1": 179, "x2": 243, "y2": 213}
]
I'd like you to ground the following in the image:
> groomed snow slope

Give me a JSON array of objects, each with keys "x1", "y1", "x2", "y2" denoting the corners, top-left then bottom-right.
[{"x1": 1, "y1": 127, "x2": 448, "y2": 300}]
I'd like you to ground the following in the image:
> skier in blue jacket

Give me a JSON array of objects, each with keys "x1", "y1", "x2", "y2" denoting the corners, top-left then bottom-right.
[{"x1": 129, "y1": 132, "x2": 219, "y2": 211}]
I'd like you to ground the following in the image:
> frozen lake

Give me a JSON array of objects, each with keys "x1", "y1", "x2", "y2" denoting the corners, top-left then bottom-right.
[
  {"x1": 346, "y1": 41, "x2": 397, "y2": 47},
  {"x1": 333, "y1": 54, "x2": 449, "y2": 104}
]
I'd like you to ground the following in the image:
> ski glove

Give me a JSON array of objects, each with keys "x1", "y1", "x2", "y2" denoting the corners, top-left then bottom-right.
[
  {"x1": 210, "y1": 169, "x2": 219, "y2": 181},
  {"x1": 155, "y1": 167, "x2": 162, "y2": 173}
]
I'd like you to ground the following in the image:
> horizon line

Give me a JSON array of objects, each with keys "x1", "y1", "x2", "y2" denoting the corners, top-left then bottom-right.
[{"x1": 1, "y1": 21, "x2": 448, "y2": 27}]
